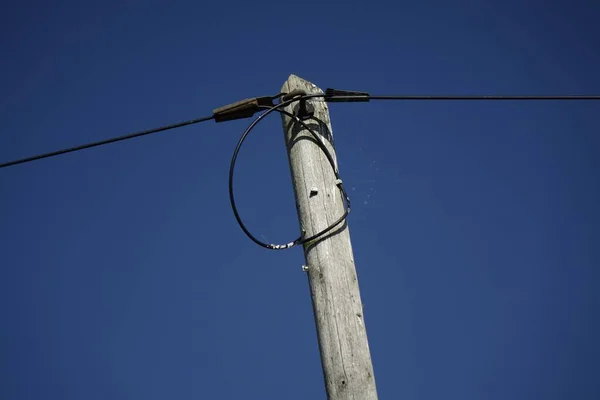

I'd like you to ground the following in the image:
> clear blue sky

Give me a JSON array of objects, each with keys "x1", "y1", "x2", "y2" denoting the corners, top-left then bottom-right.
[{"x1": 1, "y1": 1, "x2": 599, "y2": 399}]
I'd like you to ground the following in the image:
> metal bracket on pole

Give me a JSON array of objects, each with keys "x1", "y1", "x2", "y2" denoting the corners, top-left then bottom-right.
[
  {"x1": 294, "y1": 99, "x2": 314, "y2": 120},
  {"x1": 282, "y1": 89, "x2": 314, "y2": 120}
]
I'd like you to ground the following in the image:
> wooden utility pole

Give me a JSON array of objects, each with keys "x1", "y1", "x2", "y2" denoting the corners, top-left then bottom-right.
[{"x1": 280, "y1": 75, "x2": 378, "y2": 400}]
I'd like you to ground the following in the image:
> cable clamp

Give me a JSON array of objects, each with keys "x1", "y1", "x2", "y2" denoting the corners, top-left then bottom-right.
[
  {"x1": 281, "y1": 89, "x2": 314, "y2": 120},
  {"x1": 213, "y1": 96, "x2": 275, "y2": 123},
  {"x1": 325, "y1": 88, "x2": 371, "y2": 102}
]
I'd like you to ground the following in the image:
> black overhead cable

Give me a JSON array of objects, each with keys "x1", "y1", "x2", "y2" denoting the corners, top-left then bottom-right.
[
  {"x1": 2, "y1": 90, "x2": 598, "y2": 170},
  {"x1": 368, "y1": 95, "x2": 600, "y2": 100},
  {"x1": 0, "y1": 115, "x2": 215, "y2": 169},
  {"x1": 323, "y1": 89, "x2": 600, "y2": 102},
  {"x1": 1, "y1": 86, "x2": 598, "y2": 250}
]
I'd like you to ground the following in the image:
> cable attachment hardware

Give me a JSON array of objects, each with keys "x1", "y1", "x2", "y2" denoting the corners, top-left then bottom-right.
[
  {"x1": 282, "y1": 89, "x2": 314, "y2": 120},
  {"x1": 325, "y1": 88, "x2": 371, "y2": 102},
  {"x1": 213, "y1": 96, "x2": 276, "y2": 123}
]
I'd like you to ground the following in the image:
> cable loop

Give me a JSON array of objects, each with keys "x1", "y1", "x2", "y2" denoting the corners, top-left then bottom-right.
[{"x1": 228, "y1": 94, "x2": 351, "y2": 250}]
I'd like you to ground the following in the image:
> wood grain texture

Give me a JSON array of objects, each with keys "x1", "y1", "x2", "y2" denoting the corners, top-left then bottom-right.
[{"x1": 280, "y1": 75, "x2": 378, "y2": 400}]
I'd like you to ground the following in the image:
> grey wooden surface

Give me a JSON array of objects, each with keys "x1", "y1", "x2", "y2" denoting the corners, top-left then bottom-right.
[{"x1": 280, "y1": 75, "x2": 378, "y2": 400}]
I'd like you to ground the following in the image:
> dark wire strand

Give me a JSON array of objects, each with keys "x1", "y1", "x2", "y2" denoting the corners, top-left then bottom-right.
[
  {"x1": 5, "y1": 93, "x2": 595, "y2": 170},
  {"x1": 367, "y1": 95, "x2": 600, "y2": 101},
  {"x1": 0, "y1": 115, "x2": 215, "y2": 169},
  {"x1": 228, "y1": 96, "x2": 350, "y2": 250}
]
